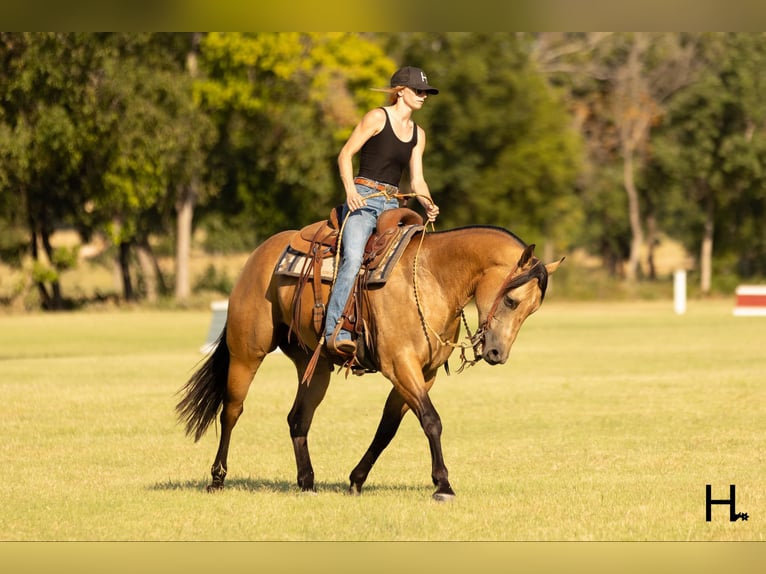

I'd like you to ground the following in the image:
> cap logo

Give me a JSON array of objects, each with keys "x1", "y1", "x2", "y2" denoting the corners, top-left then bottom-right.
[{"x1": 420, "y1": 71, "x2": 428, "y2": 83}]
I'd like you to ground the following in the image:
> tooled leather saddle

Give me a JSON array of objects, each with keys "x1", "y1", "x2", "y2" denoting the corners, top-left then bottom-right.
[{"x1": 275, "y1": 206, "x2": 424, "y2": 352}]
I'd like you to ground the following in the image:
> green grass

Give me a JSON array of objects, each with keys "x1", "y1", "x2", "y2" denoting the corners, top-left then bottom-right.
[{"x1": 0, "y1": 300, "x2": 763, "y2": 541}]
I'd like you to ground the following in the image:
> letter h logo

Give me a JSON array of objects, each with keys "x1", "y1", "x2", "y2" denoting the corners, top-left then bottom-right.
[{"x1": 706, "y1": 484, "x2": 748, "y2": 522}]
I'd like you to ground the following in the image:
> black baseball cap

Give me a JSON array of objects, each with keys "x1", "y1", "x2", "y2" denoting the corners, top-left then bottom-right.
[{"x1": 390, "y1": 66, "x2": 439, "y2": 94}]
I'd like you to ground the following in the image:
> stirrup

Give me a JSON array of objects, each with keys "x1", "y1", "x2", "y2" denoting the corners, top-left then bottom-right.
[{"x1": 326, "y1": 320, "x2": 356, "y2": 357}]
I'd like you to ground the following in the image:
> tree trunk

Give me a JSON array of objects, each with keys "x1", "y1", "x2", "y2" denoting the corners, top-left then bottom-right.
[
  {"x1": 175, "y1": 183, "x2": 195, "y2": 302},
  {"x1": 39, "y1": 227, "x2": 64, "y2": 309},
  {"x1": 135, "y1": 239, "x2": 158, "y2": 303},
  {"x1": 700, "y1": 193, "x2": 714, "y2": 295},
  {"x1": 646, "y1": 212, "x2": 657, "y2": 280},
  {"x1": 623, "y1": 147, "x2": 644, "y2": 282},
  {"x1": 28, "y1": 226, "x2": 50, "y2": 307},
  {"x1": 119, "y1": 241, "x2": 135, "y2": 301},
  {"x1": 174, "y1": 32, "x2": 203, "y2": 304}
]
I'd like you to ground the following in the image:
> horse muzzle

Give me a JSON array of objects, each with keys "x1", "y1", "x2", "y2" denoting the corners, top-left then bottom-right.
[{"x1": 482, "y1": 346, "x2": 508, "y2": 365}]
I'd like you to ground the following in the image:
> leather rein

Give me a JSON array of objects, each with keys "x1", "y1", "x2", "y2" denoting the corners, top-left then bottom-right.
[
  {"x1": 428, "y1": 257, "x2": 545, "y2": 374},
  {"x1": 332, "y1": 188, "x2": 545, "y2": 375}
]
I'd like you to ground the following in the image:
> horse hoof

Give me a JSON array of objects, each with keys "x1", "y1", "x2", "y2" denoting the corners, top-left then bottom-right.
[
  {"x1": 206, "y1": 484, "x2": 224, "y2": 493},
  {"x1": 347, "y1": 481, "x2": 363, "y2": 496},
  {"x1": 432, "y1": 491, "x2": 456, "y2": 503},
  {"x1": 300, "y1": 488, "x2": 318, "y2": 496}
]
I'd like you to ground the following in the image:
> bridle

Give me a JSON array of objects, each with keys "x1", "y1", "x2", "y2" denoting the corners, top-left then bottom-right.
[
  {"x1": 333, "y1": 190, "x2": 547, "y2": 374},
  {"x1": 415, "y1": 253, "x2": 546, "y2": 374},
  {"x1": 481, "y1": 258, "x2": 546, "y2": 332}
]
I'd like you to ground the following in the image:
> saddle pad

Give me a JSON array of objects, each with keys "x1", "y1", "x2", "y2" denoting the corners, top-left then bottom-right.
[{"x1": 275, "y1": 224, "x2": 423, "y2": 285}]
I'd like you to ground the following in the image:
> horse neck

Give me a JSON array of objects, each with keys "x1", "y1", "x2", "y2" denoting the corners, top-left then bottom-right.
[{"x1": 422, "y1": 227, "x2": 524, "y2": 306}]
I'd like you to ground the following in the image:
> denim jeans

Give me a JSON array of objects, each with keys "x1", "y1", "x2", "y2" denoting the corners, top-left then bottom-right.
[{"x1": 324, "y1": 183, "x2": 400, "y2": 342}]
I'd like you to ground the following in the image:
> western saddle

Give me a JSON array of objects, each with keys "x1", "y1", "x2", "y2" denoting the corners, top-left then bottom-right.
[{"x1": 282, "y1": 206, "x2": 424, "y2": 365}]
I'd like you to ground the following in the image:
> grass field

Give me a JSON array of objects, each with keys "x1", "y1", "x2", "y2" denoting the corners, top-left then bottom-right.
[{"x1": 0, "y1": 299, "x2": 763, "y2": 542}]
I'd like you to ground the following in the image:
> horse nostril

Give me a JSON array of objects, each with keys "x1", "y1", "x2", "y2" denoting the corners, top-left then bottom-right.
[{"x1": 485, "y1": 348, "x2": 501, "y2": 363}]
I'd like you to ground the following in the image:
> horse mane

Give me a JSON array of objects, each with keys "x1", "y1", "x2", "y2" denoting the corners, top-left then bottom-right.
[
  {"x1": 429, "y1": 225, "x2": 549, "y2": 300},
  {"x1": 529, "y1": 259, "x2": 550, "y2": 302},
  {"x1": 428, "y1": 225, "x2": 529, "y2": 248}
]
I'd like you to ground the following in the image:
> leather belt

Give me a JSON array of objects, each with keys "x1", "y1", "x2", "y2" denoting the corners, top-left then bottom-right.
[{"x1": 354, "y1": 177, "x2": 399, "y2": 195}]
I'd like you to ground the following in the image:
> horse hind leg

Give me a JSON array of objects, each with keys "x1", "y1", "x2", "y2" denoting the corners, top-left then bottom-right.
[
  {"x1": 348, "y1": 388, "x2": 409, "y2": 495},
  {"x1": 285, "y1": 346, "x2": 332, "y2": 492},
  {"x1": 208, "y1": 356, "x2": 261, "y2": 491}
]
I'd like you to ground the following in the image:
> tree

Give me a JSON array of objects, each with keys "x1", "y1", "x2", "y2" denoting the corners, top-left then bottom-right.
[
  {"x1": 194, "y1": 33, "x2": 394, "y2": 247},
  {"x1": 652, "y1": 33, "x2": 766, "y2": 291},
  {"x1": 386, "y1": 32, "x2": 583, "y2": 251},
  {"x1": 174, "y1": 32, "x2": 204, "y2": 303},
  {"x1": 0, "y1": 33, "x2": 215, "y2": 306},
  {"x1": 532, "y1": 32, "x2": 699, "y2": 281},
  {"x1": 76, "y1": 34, "x2": 215, "y2": 303},
  {"x1": 0, "y1": 33, "x2": 101, "y2": 308}
]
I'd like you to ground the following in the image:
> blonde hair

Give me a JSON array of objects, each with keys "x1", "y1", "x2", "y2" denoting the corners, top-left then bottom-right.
[
  {"x1": 372, "y1": 86, "x2": 406, "y2": 105},
  {"x1": 388, "y1": 85, "x2": 405, "y2": 105}
]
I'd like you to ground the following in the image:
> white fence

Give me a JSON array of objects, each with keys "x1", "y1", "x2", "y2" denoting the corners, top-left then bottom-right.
[
  {"x1": 200, "y1": 300, "x2": 228, "y2": 353},
  {"x1": 733, "y1": 285, "x2": 766, "y2": 317}
]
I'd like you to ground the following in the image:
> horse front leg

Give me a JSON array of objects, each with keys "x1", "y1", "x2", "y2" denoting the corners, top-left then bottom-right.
[
  {"x1": 286, "y1": 350, "x2": 332, "y2": 492},
  {"x1": 415, "y1": 391, "x2": 455, "y2": 501},
  {"x1": 348, "y1": 388, "x2": 410, "y2": 495},
  {"x1": 398, "y1": 369, "x2": 455, "y2": 501},
  {"x1": 355, "y1": 367, "x2": 454, "y2": 501}
]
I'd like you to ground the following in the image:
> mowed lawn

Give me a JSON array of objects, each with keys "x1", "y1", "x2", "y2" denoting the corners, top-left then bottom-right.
[{"x1": 0, "y1": 300, "x2": 763, "y2": 541}]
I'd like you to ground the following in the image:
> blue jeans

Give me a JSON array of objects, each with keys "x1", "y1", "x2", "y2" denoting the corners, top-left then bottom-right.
[{"x1": 324, "y1": 183, "x2": 399, "y2": 342}]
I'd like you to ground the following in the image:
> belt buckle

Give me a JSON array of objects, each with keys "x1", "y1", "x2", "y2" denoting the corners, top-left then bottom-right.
[{"x1": 356, "y1": 177, "x2": 397, "y2": 195}]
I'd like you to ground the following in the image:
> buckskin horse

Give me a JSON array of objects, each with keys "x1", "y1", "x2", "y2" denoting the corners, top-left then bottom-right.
[{"x1": 176, "y1": 209, "x2": 563, "y2": 501}]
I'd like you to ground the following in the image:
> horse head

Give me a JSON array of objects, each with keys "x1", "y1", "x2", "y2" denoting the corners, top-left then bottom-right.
[{"x1": 476, "y1": 244, "x2": 563, "y2": 365}]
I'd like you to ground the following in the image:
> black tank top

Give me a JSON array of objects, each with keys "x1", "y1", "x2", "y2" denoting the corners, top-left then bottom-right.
[{"x1": 357, "y1": 108, "x2": 417, "y2": 187}]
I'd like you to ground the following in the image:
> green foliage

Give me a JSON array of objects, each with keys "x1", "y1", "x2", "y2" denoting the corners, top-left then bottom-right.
[
  {"x1": 387, "y1": 33, "x2": 583, "y2": 246},
  {"x1": 50, "y1": 245, "x2": 79, "y2": 271},
  {"x1": 193, "y1": 263, "x2": 234, "y2": 295},
  {"x1": 199, "y1": 211, "x2": 258, "y2": 253},
  {"x1": 4, "y1": 33, "x2": 766, "y2": 308},
  {"x1": 0, "y1": 33, "x2": 216, "y2": 306},
  {"x1": 195, "y1": 33, "x2": 395, "y2": 242},
  {"x1": 651, "y1": 33, "x2": 766, "y2": 277},
  {"x1": 30, "y1": 260, "x2": 58, "y2": 284},
  {"x1": 0, "y1": 218, "x2": 28, "y2": 267}
]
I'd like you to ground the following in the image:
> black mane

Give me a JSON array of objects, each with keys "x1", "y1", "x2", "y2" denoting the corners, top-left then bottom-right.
[
  {"x1": 428, "y1": 225, "x2": 548, "y2": 298},
  {"x1": 428, "y1": 225, "x2": 529, "y2": 248},
  {"x1": 502, "y1": 258, "x2": 550, "y2": 302}
]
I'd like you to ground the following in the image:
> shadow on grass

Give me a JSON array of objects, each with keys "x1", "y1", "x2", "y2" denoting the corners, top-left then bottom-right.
[{"x1": 149, "y1": 476, "x2": 427, "y2": 496}]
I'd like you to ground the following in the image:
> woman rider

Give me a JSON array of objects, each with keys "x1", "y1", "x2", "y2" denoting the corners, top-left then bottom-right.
[{"x1": 324, "y1": 66, "x2": 440, "y2": 356}]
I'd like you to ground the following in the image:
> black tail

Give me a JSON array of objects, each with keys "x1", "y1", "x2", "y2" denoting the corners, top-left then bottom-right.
[{"x1": 176, "y1": 325, "x2": 230, "y2": 442}]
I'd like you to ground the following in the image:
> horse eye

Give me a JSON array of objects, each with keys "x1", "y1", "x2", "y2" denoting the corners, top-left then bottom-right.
[{"x1": 503, "y1": 295, "x2": 519, "y2": 310}]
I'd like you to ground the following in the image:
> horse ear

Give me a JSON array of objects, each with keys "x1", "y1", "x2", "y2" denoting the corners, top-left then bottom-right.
[
  {"x1": 545, "y1": 256, "x2": 566, "y2": 275},
  {"x1": 517, "y1": 244, "x2": 536, "y2": 269}
]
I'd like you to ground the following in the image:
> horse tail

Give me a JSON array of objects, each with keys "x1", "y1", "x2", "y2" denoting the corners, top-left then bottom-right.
[{"x1": 175, "y1": 324, "x2": 230, "y2": 442}]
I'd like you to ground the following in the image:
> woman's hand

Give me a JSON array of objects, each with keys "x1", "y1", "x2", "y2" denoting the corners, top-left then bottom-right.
[
  {"x1": 422, "y1": 200, "x2": 439, "y2": 223},
  {"x1": 346, "y1": 188, "x2": 367, "y2": 211}
]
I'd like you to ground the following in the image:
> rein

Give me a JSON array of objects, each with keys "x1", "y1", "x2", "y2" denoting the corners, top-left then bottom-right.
[
  {"x1": 411, "y1": 226, "x2": 486, "y2": 373},
  {"x1": 413, "y1": 232, "x2": 544, "y2": 374},
  {"x1": 332, "y1": 188, "x2": 539, "y2": 374},
  {"x1": 331, "y1": 188, "x2": 429, "y2": 287}
]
